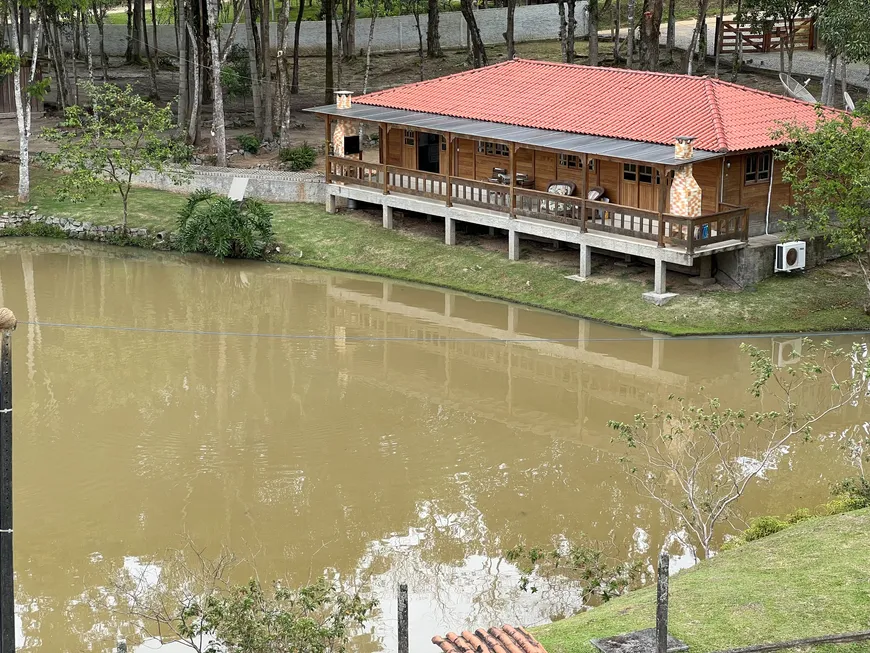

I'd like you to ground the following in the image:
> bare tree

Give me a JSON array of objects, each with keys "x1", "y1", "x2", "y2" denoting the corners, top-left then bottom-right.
[
  {"x1": 611, "y1": 340, "x2": 870, "y2": 560},
  {"x1": 684, "y1": 0, "x2": 711, "y2": 73},
  {"x1": 665, "y1": 0, "x2": 676, "y2": 63},
  {"x1": 626, "y1": 0, "x2": 636, "y2": 66},
  {"x1": 178, "y1": 0, "x2": 190, "y2": 133},
  {"x1": 587, "y1": 0, "x2": 599, "y2": 65},
  {"x1": 292, "y1": 0, "x2": 305, "y2": 93},
  {"x1": 91, "y1": 0, "x2": 109, "y2": 81},
  {"x1": 206, "y1": 0, "x2": 227, "y2": 164},
  {"x1": 244, "y1": 0, "x2": 264, "y2": 134},
  {"x1": 505, "y1": 0, "x2": 516, "y2": 59},
  {"x1": 4, "y1": 3, "x2": 43, "y2": 202},
  {"x1": 325, "y1": 0, "x2": 334, "y2": 103},
  {"x1": 638, "y1": 0, "x2": 664, "y2": 70}
]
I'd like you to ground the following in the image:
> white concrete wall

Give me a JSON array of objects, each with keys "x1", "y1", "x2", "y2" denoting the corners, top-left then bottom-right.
[{"x1": 69, "y1": 3, "x2": 587, "y2": 58}]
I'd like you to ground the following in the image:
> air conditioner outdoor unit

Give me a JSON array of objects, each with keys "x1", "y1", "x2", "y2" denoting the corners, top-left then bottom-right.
[{"x1": 774, "y1": 241, "x2": 807, "y2": 272}]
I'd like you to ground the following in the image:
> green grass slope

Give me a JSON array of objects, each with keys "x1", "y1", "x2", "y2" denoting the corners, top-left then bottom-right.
[{"x1": 534, "y1": 510, "x2": 870, "y2": 653}]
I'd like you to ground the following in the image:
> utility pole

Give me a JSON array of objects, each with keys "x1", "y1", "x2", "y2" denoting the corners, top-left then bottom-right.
[{"x1": 0, "y1": 308, "x2": 17, "y2": 653}]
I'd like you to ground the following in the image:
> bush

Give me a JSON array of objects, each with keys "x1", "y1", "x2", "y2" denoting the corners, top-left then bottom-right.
[
  {"x1": 741, "y1": 516, "x2": 790, "y2": 542},
  {"x1": 150, "y1": 135, "x2": 194, "y2": 164},
  {"x1": 221, "y1": 44, "x2": 252, "y2": 100},
  {"x1": 176, "y1": 189, "x2": 275, "y2": 260},
  {"x1": 279, "y1": 143, "x2": 317, "y2": 171},
  {"x1": 2, "y1": 222, "x2": 67, "y2": 239},
  {"x1": 237, "y1": 133, "x2": 261, "y2": 154}
]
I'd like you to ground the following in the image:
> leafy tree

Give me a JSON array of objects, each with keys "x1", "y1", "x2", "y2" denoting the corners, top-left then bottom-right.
[
  {"x1": 609, "y1": 340, "x2": 870, "y2": 560},
  {"x1": 42, "y1": 82, "x2": 188, "y2": 230},
  {"x1": 737, "y1": 0, "x2": 815, "y2": 74},
  {"x1": 816, "y1": 0, "x2": 870, "y2": 105},
  {"x1": 176, "y1": 189, "x2": 276, "y2": 260},
  {"x1": 774, "y1": 107, "x2": 870, "y2": 306}
]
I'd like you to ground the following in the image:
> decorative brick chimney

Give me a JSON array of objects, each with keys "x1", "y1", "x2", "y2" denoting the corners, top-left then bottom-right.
[
  {"x1": 669, "y1": 136, "x2": 702, "y2": 218},
  {"x1": 335, "y1": 90, "x2": 353, "y2": 110}
]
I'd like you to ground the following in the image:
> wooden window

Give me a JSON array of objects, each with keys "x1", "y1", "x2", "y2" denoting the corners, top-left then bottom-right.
[
  {"x1": 559, "y1": 154, "x2": 580, "y2": 168},
  {"x1": 655, "y1": 170, "x2": 673, "y2": 184},
  {"x1": 441, "y1": 136, "x2": 447, "y2": 151},
  {"x1": 404, "y1": 130, "x2": 415, "y2": 146},
  {"x1": 623, "y1": 163, "x2": 637, "y2": 181},
  {"x1": 477, "y1": 141, "x2": 509, "y2": 157},
  {"x1": 588, "y1": 158, "x2": 596, "y2": 172},
  {"x1": 638, "y1": 165, "x2": 654, "y2": 184},
  {"x1": 745, "y1": 151, "x2": 772, "y2": 184}
]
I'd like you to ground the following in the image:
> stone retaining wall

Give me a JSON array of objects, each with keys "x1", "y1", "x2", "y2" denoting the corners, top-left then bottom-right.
[{"x1": 0, "y1": 210, "x2": 160, "y2": 243}]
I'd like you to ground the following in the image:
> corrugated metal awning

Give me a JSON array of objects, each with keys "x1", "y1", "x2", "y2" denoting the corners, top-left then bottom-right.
[{"x1": 305, "y1": 104, "x2": 725, "y2": 167}]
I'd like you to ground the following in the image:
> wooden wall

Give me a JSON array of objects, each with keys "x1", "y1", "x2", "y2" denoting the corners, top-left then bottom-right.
[{"x1": 380, "y1": 130, "x2": 793, "y2": 229}]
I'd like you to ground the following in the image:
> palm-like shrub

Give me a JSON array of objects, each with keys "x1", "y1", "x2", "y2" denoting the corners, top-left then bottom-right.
[{"x1": 176, "y1": 189, "x2": 275, "y2": 259}]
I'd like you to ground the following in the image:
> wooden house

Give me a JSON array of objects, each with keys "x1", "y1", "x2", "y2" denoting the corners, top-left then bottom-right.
[{"x1": 306, "y1": 60, "x2": 824, "y2": 296}]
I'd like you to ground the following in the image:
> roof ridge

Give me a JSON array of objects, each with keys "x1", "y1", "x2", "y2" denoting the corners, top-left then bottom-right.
[
  {"x1": 357, "y1": 59, "x2": 518, "y2": 101},
  {"x1": 512, "y1": 58, "x2": 710, "y2": 81},
  {"x1": 702, "y1": 78, "x2": 729, "y2": 151},
  {"x1": 707, "y1": 74, "x2": 822, "y2": 109}
]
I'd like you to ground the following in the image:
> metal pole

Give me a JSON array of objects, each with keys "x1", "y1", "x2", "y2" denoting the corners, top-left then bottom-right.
[
  {"x1": 656, "y1": 552, "x2": 670, "y2": 653},
  {"x1": 0, "y1": 308, "x2": 17, "y2": 653},
  {"x1": 398, "y1": 583, "x2": 408, "y2": 653}
]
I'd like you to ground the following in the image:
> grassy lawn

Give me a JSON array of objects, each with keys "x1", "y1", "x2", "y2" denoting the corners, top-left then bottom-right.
[
  {"x1": 533, "y1": 509, "x2": 870, "y2": 653},
  {"x1": 4, "y1": 165, "x2": 870, "y2": 336}
]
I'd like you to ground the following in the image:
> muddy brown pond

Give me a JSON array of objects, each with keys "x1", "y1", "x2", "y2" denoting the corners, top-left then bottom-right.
[{"x1": 1, "y1": 239, "x2": 863, "y2": 652}]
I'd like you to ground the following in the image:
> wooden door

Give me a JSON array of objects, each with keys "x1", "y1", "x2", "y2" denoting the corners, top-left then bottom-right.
[
  {"x1": 386, "y1": 128, "x2": 403, "y2": 167},
  {"x1": 619, "y1": 163, "x2": 638, "y2": 207},
  {"x1": 401, "y1": 129, "x2": 417, "y2": 169},
  {"x1": 637, "y1": 165, "x2": 657, "y2": 210},
  {"x1": 456, "y1": 139, "x2": 475, "y2": 178}
]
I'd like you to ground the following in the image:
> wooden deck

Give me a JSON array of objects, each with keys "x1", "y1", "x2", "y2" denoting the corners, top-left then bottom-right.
[{"x1": 327, "y1": 157, "x2": 749, "y2": 265}]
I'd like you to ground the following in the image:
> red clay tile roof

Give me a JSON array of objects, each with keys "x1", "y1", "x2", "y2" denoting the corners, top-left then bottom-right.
[
  {"x1": 355, "y1": 59, "x2": 826, "y2": 153},
  {"x1": 432, "y1": 625, "x2": 548, "y2": 653}
]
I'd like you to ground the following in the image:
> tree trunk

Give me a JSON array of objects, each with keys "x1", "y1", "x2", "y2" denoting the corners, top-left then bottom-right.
[
  {"x1": 261, "y1": 0, "x2": 274, "y2": 139},
  {"x1": 151, "y1": 0, "x2": 158, "y2": 53},
  {"x1": 459, "y1": 0, "x2": 487, "y2": 67},
  {"x1": 277, "y1": 0, "x2": 294, "y2": 147},
  {"x1": 72, "y1": 17, "x2": 80, "y2": 105},
  {"x1": 558, "y1": 0, "x2": 567, "y2": 61},
  {"x1": 613, "y1": 0, "x2": 620, "y2": 64},
  {"x1": 292, "y1": 0, "x2": 304, "y2": 93},
  {"x1": 786, "y1": 17, "x2": 795, "y2": 76},
  {"x1": 665, "y1": 0, "x2": 675, "y2": 64},
  {"x1": 566, "y1": 0, "x2": 577, "y2": 63},
  {"x1": 713, "y1": 0, "x2": 723, "y2": 76},
  {"x1": 8, "y1": 11, "x2": 41, "y2": 203},
  {"x1": 505, "y1": 0, "x2": 516, "y2": 60},
  {"x1": 730, "y1": 0, "x2": 741, "y2": 81},
  {"x1": 820, "y1": 49, "x2": 835, "y2": 106},
  {"x1": 130, "y1": 0, "x2": 143, "y2": 63},
  {"x1": 626, "y1": 0, "x2": 635, "y2": 67},
  {"x1": 81, "y1": 8, "x2": 94, "y2": 83},
  {"x1": 412, "y1": 7, "x2": 424, "y2": 80},
  {"x1": 363, "y1": 0, "x2": 378, "y2": 94},
  {"x1": 588, "y1": 0, "x2": 599, "y2": 65},
  {"x1": 142, "y1": 0, "x2": 161, "y2": 99},
  {"x1": 92, "y1": 1, "x2": 109, "y2": 82},
  {"x1": 639, "y1": 0, "x2": 662, "y2": 70},
  {"x1": 206, "y1": 0, "x2": 227, "y2": 165},
  {"x1": 840, "y1": 58, "x2": 847, "y2": 108},
  {"x1": 427, "y1": 0, "x2": 442, "y2": 57},
  {"x1": 244, "y1": 0, "x2": 264, "y2": 134},
  {"x1": 696, "y1": 19, "x2": 707, "y2": 73},
  {"x1": 178, "y1": 0, "x2": 189, "y2": 133},
  {"x1": 683, "y1": 0, "x2": 710, "y2": 74},
  {"x1": 187, "y1": 23, "x2": 202, "y2": 143},
  {"x1": 340, "y1": 0, "x2": 356, "y2": 58},
  {"x1": 325, "y1": 0, "x2": 334, "y2": 103},
  {"x1": 125, "y1": 0, "x2": 135, "y2": 61}
]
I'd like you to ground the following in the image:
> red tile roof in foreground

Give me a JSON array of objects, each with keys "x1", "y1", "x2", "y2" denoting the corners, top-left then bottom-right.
[
  {"x1": 432, "y1": 625, "x2": 548, "y2": 653},
  {"x1": 355, "y1": 59, "x2": 826, "y2": 153}
]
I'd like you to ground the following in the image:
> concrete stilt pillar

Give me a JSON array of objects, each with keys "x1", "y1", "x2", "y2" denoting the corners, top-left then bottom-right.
[
  {"x1": 654, "y1": 258, "x2": 667, "y2": 294},
  {"x1": 652, "y1": 337, "x2": 665, "y2": 370},
  {"x1": 383, "y1": 204, "x2": 394, "y2": 229},
  {"x1": 699, "y1": 256, "x2": 712, "y2": 279},
  {"x1": 508, "y1": 305, "x2": 519, "y2": 334},
  {"x1": 578, "y1": 318, "x2": 591, "y2": 351},
  {"x1": 445, "y1": 217, "x2": 456, "y2": 245},
  {"x1": 326, "y1": 193, "x2": 337, "y2": 214},
  {"x1": 579, "y1": 243, "x2": 592, "y2": 279},
  {"x1": 444, "y1": 294, "x2": 455, "y2": 317},
  {"x1": 508, "y1": 229, "x2": 520, "y2": 261}
]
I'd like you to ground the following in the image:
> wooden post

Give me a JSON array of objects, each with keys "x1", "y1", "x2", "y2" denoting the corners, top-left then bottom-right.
[
  {"x1": 324, "y1": 115, "x2": 332, "y2": 184},
  {"x1": 382, "y1": 124, "x2": 390, "y2": 195},
  {"x1": 657, "y1": 167, "x2": 668, "y2": 247},
  {"x1": 656, "y1": 552, "x2": 670, "y2": 653},
  {"x1": 398, "y1": 583, "x2": 409, "y2": 653},
  {"x1": 580, "y1": 154, "x2": 589, "y2": 232},
  {"x1": 509, "y1": 142, "x2": 517, "y2": 217},
  {"x1": 0, "y1": 309, "x2": 16, "y2": 653},
  {"x1": 446, "y1": 133, "x2": 454, "y2": 207}
]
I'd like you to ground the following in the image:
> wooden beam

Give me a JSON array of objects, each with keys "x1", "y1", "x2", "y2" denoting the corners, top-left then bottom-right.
[
  {"x1": 580, "y1": 154, "x2": 589, "y2": 232},
  {"x1": 324, "y1": 116, "x2": 332, "y2": 184},
  {"x1": 657, "y1": 166, "x2": 668, "y2": 247},
  {"x1": 382, "y1": 123, "x2": 390, "y2": 195},
  {"x1": 446, "y1": 133, "x2": 454, "y2": 207},
  {"x1": 509, "y1": 142, "x2": 517, "y2": 217}
]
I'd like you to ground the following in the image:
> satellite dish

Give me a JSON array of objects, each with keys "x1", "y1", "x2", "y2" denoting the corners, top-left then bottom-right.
[
  {"x1": 844, "y1": 91, "x2": 856, "y2": 112},
  {"x1": 779, "y1": 72, "x2": 817, "y2": 103}
]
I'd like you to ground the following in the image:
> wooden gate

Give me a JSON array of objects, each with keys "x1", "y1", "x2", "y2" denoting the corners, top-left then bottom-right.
[{"x1": 718, "y1": 17, "x2": 815, "y2": 54}]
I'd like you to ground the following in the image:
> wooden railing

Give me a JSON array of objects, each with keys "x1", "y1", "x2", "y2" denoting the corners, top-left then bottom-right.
[
  {"x1": 331, "y1": 171, "x2": 750, "y2": 254},
  {"x1": 387, "y1": 166, "x2": 449, "y2": 200},
  {"x1": 329, "y1": 156, "x2": 384, "y2": 189},
  {"x1": 451, "y1": 178, "x2": 511, "y2": 212}
]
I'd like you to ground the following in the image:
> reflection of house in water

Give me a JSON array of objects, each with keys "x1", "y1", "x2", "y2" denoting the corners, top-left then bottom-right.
[{"x1": 322, "y1": 274, "x2": 746, "y2": 441}]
